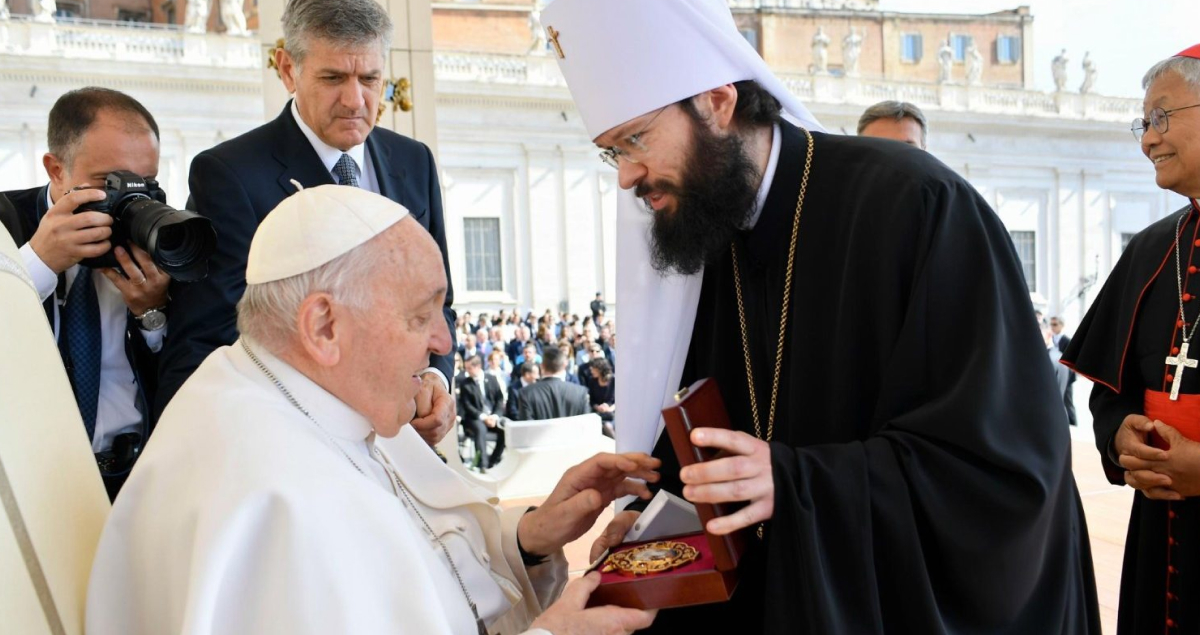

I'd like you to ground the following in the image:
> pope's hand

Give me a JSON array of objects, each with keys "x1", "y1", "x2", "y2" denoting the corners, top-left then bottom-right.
[
  {"x1": 530, "y1": 572, "x2": 656, "y2": 635},
  {"x1": 410, "y1": 373, "x2": 455, "y2": 446},
  {"x1": 680, "y1": 428, "x2": 774, "y2": 535},
  {"x1": 517, "y1": 453, "x2": 659, "y2": 557},
  {"x1": 589, "y1": 510, "x2": 639, "y2": 562}
]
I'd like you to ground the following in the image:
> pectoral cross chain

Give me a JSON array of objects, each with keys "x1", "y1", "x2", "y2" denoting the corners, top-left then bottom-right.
[{"x1": 1166, "y1": 342, "x2": 1198, "y2": 401}]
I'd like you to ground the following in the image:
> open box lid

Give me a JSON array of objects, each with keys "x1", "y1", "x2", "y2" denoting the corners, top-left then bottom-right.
[{"x1": 660, "y1": 378, "x2": 750, "y2": 573}]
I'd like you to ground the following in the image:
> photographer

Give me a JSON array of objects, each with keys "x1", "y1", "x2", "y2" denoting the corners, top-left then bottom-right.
[{"x1": 2, "y1": 87, "x2": 167, "y2": 500}]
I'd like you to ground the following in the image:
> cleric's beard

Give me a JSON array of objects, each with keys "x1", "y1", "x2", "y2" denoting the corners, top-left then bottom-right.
[{"x1": 644, "y1": 121, "x2": 761, "y2": 276}]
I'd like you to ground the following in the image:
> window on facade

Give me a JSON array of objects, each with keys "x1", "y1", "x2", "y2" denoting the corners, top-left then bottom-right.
[
  {"x1": 54, "y1": 1, "x2": 83, "y2": 18},
  {"x1": 464, "y1": 218, "x2": 503, "y2": 292},
  {"x1": 951, "y1": 34, "x2": 973, "y2": 62},
  {"x1": 900, "y1": 33, "x2": 923, "y2": 63},
  {"x1": 117, "y1": 9, "x2": 150, "y2": 22},
  {"x1": 1010, "y1": 231, "x2": 1037, "y2": 291},
  {"x1": 1121, "y1": 232, "x2": 1136, "y2": 253},
  {"x1": 739, "y1": 28, "x2": 759, "y2": 52},
  {"x1": 996, "y1": 35, "x2": 1021, "y2": 64}
]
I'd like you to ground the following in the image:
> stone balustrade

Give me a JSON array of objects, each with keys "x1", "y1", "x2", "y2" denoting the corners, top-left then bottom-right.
[
  {"x1": 0, "y1": 15, "x2": 259, "y2": 69},
  {"x1": 433, "y1": 51, "x2": 1141, "y2": 123}
]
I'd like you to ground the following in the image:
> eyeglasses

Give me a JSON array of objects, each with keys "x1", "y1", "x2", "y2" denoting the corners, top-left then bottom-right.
[
  {"x1": 1132, "y1": 103, "x2": 1200, "y2": 141},
  {"x1": 599, "y1": 106, "x2": 669, "y2": 169}
]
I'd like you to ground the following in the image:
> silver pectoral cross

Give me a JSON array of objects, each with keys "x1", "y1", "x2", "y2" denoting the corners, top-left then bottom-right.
[{"x1": 1166, "y1": 342, "x2": 1198, "y2": 401}]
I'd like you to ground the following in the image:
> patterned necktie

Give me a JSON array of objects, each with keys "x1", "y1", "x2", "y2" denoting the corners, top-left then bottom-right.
[
  {"x1": 60, "y1": 267, "x2": 101, "y2": 440},
  {"x1": 333, "y1": 153, "x2": 360, "y2": 187}
]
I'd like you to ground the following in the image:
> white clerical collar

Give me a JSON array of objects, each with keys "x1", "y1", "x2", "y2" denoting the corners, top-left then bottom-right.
[
  {"x1": 290, "y1": 99, "x2": 367, "y2": 182},
  {"x1": 236, "y1": 337, "x2": 375, "y2": 442},
  {"x1": 745, "y1": 123, "x2": 782, "y2": 231}
]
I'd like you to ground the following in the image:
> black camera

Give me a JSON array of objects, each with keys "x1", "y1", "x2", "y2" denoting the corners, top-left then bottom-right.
[{"x1": 76, "y1": 171, "x2": 216, "y2": 282}]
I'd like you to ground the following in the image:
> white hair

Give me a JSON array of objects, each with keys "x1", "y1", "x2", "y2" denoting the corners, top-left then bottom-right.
[
  {"x1": 236, "y1": 233, "x2": 387, "y2": 354},
  {"x1": 1143, "y1": 56, "x2": 1200, "y2": 95}
]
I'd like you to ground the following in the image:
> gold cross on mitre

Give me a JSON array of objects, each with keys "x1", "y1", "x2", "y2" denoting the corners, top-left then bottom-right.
[{"x1": 546, "y1": 25, "x2": 564, "y2": 59}]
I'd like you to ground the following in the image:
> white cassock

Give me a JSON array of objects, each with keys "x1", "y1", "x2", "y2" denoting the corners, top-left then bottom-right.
[{"x1": 86, "y1": 340, "x2": 566, "y2": 635}]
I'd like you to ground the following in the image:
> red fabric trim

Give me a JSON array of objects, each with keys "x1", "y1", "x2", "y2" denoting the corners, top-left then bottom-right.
[
  {"x1": 1143, "y1": 389, "x2": 1200, "y2": 444},
  {"x1": 1060, "y1": 359, "x2": 1117, "y2": 393}
]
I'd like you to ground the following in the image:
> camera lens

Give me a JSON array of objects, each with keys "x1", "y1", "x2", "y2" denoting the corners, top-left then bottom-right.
[{"x1": 121, "y1": 199, "x2": 217, "y2": 282}]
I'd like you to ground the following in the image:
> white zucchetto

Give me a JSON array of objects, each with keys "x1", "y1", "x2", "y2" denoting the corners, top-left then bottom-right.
[{"x1": 245, "y1": 184, "x2": 409, "y2": 284}]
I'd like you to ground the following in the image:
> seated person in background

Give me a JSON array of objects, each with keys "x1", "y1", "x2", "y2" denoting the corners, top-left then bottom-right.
[
  {"x1": 457, "y1": 354, "x2": 508, "y2": 472},
  {"x1": 486, "y1": 348, "x2": 512, "y2": 394},
  {"x1": 517, "y1": 346, "x2": 591, "y2": 421},
  {"x1": 86, "y1": 185, "x2": 658, "y2": 635},
  {"x1": 506, "y1": 360, "x2": 539, "y2": 420},
  {"x1": 558, "y1": 339, "x2": 583, "y2": 385},
  {"x1": 2, "y1": 87, "x2": 169, "y2": 501},
  {"x1": 512, "y1": 341, "x2": 542, "y2": 383},
  {"x1": 587, "y1": 357, "x2": 616, "y2": 438},
  {"x1": 577, "y1": 342, "x2": 606, "y2": 390}
]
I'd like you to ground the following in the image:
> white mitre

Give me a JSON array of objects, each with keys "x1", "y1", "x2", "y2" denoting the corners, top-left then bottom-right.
[
  {"x1": 540, "y1": 0, "x2": 822, "y2": 139},
  {"x1": 541, "y1": 0, "x2": 824, "y2": 456},
  {"x1": 246, "y1": 184, "x2": 410, "y2": 284}
]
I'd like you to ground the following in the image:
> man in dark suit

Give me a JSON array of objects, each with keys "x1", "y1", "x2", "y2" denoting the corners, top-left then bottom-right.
[
  {"x1": 505, "y1": 360, "x2": 539, "y2": 421},
  {"x1": 3, "y1": 88, "x2": 170, "y2": 500},
  {"x1": 160, "y1": 0, "x2": 457, "y2": 445},
  {"x1": 1050, "y1": 315, "x2": 1077, "y2": 426},
  {"x1": 457, "y1": 355, "x2": 507, "y2": 471},
  {"x1": 517, "y1": 346, "x2": 591, "y2": 421}
]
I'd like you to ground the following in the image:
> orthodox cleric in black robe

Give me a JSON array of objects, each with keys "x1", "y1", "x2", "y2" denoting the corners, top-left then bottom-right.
[
  {"x1": 633, "y1": 120, "x2": 1101, "y2": 633},
  {"x1": 1063, "y1": 200, "x2": 1200, "y2": 633}
]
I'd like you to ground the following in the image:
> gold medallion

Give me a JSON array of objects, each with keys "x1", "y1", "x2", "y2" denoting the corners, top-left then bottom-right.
[{"x1": 600, "y1": 541, "x2": 700, "y2": 577}]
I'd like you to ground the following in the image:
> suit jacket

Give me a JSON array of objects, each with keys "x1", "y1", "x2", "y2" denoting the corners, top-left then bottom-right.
[
  {"x1": 505, "y1": 380, "x2": 527, "y2": 420},
  {"x1": 158, "y1": 102, "x2": 457, "y2": 417},
  {"x1": 0, "y1": 191, "x2": 20, "y2": 243},
  {"x1": 457, "y1": 373, "x2": 506, "y2": 424},
  {"x1": 516, "y1": 377, "x2": 590, "y2": 421},
  {"x1": 1, "y1": 185, "x2": 159, "y2": 432},
  {"x1": 1055, "y1": 333, "x2": 1075, "y2": 384}
]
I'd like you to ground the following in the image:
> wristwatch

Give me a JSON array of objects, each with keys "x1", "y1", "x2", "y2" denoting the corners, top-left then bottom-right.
[{"x1": 135, "y1": 306, "x2": 168, "y2": 332}]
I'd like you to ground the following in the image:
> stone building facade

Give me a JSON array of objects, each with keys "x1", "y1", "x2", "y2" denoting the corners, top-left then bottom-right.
[{"x1": 0, "y1": 1, "x2": 1183, "y2": 324}]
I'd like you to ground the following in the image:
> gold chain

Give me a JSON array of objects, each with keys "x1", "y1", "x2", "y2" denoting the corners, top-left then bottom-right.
[{"x1": 731, "y1": 127, "x2": 814, "y2": 444}]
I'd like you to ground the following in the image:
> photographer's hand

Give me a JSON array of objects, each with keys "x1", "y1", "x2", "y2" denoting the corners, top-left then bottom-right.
[
  {"x1": 100, "y1": 245, "x2": 169, "y2": 317},
  {"x1": 28, "y1": 188, "x2": 111, "y2": 274}
]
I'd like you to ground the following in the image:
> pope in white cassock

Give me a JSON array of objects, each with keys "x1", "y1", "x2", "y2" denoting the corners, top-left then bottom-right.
[{"x1": 85, "y1": 185, "x2": 659, "y2": 635}]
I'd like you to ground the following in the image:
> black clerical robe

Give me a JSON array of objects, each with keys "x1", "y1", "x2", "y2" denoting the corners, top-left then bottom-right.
[
  {"x1": 1063, "y1": 200, "x2": 1200, "y2": 633},
  {"x1": 634, "y1": 122, "x2": 1100, "y2": 633}
]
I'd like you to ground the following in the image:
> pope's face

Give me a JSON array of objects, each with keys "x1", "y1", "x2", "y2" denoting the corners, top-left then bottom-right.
[
  {"x1": 859, "y1": 116, "x2": 925, "y2": 149},
  {"x1": 1142, "y1": 71, "x2": 1200, "y2": 198},
  {"x1": 347, "y1": 222, "x2": 452, "y2": 437},
  {"x1": 279, "y1": 37, "x2": 384, "y2": 152}
]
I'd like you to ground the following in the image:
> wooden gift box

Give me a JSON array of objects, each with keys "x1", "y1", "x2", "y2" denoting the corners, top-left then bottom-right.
[{"x1": 587, "y1": 378, "x2": 750, "y2": 610}]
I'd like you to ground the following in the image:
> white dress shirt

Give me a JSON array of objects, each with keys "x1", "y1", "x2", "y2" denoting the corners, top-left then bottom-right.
[
  {"x1": 18, "y1": 186, "x2": 162, "y2": 452},
  {"x1": 290, "y1": 99, "x2": 381, "y2": 194}
]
